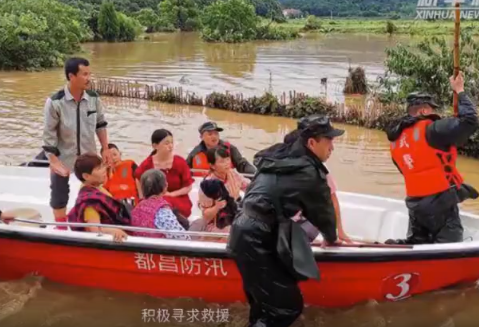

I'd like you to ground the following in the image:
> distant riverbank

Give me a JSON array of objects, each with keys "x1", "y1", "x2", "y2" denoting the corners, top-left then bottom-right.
[{"x1": 285, "y1": 18, "x2": 479, "y2": 36}]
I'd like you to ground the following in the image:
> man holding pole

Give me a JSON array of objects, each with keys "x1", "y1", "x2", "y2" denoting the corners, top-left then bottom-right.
[{"x1": 385, "y1": 72, "x2": 478, "y2": 244}]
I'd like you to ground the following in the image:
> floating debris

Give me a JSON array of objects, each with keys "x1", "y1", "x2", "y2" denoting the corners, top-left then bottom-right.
[{"x1": 344, "y1": 66, "x2": 369, "y2": 95}]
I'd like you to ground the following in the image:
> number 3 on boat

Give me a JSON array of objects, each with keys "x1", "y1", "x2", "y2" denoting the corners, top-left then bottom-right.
[{"x1": 382, "y1": 273, "x2": 420, "y2": 301}]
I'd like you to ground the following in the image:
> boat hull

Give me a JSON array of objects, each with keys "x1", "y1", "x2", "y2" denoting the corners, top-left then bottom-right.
[
  {"x1": 2, "y1": 165, "x2": 479, "y2": 308},
  {"x1": 2, "y1": 234, "x2": 479, "y2": 308}
]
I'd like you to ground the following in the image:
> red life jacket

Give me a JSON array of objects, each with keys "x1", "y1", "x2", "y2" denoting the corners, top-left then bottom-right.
[
  {"x1": 390, "y1": 119, "x2": 463, "y2": 197},
  {"x1": 191, "y1": 142, "x2": 234, "y2": 177},
  {"x1": 103, "y1": 160, "x2": 139, "y2": 205}
]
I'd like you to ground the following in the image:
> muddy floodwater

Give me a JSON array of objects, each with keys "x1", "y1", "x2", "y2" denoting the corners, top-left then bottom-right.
[{"x1": 0, "y1": 32, "x2": 479, "y2": 327}]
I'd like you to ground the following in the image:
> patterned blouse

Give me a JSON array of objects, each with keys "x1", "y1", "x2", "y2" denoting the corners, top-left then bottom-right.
[{"x1": 154, "y1": 208, "x2": 190, "y2": 240}]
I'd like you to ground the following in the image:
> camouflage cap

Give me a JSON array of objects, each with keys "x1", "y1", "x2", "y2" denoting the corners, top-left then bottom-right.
[{"x1": 406, "y1": 92, "x2": 440, "y2": 110}]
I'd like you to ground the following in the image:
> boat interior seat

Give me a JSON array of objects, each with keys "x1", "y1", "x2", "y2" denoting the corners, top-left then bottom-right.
[
  {"x1": 340, "y1": 200, "x2": 409, "y2": 243},
  {"x1": 374, "y1": 210, "x2": 409, "y2": 242}
]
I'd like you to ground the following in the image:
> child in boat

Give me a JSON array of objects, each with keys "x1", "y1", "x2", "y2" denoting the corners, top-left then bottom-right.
[
  {"x1": 131, "y1": 169, "x2": 190, "y2": 240},
  {"x1": 190, "y1": 179, "x2": 238, "y2": 242},
  {"x1": 103, "y1": 143, "x2": 139, "y2": 206},
  {"x1": 67, "y1": 153, "x2": 131, "y2": 242}
]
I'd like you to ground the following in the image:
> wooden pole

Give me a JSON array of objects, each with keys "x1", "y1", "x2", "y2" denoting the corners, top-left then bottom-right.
[{"x1": 453, "y1": 1, "x2": 461, "y2": 116}]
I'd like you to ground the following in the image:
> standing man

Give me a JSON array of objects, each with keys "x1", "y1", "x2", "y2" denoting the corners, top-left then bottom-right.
[
  {"x1": 42, "y1": 57, "x2": 112, "y2": 224},
  {"x1": 284, "y1": 118, "x2": 352, "y2": 243},
  {"x1": 227, "y1": 114, "x2": 343, "y2": 327},
  {"x1": 186, "y1": 121, "x2": 256, "y2": 177},
  {"x1": 386, "y1": 72, "x2": 478, "y2": 245}
]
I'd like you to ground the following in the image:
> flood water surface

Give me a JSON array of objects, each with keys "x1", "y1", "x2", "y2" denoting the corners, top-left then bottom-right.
[{"x1": 1, "y1": 32, "x2": 479, "y2": 326}]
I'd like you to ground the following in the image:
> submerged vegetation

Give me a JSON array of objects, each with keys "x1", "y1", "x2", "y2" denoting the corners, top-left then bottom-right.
[
  {"x1": 201, "y1": 0, "x2": 298, "y2": 43},
  {"x1": 2, "y1": 0, "x2": 479, "y2": 156},
  {"x1": 344, "y1": 67, "x2": 368, "y2": 95},
  {"x1": 0, "y1": 0, "x2": 89, "y2": 70},
  {"x1": 88, "y1": 75, "x2": 479, "y2": 159},
  {"x1": 0, "y1": 0, "x2": 143, "y2": 70},
  {"x1": 379, "y1": 28, "x2": 479, "y2": 107},
  {"x1": 86, "y1": 24, "x2": 479, "y2": 159},
  {"x1": 284, "y1": 19, "x2": 479, "y2": 36},
  {"x1": 3, "y1": 0, "x2": 478, "y2": 70}
]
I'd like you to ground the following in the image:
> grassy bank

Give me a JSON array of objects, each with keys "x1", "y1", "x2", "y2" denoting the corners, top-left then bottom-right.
[
  {"x1": 284, "y1": 18, "x2": 479, "y2": 36},
  {"x1": 90, "y1": 77, "x2": 479, "y2": 159}
]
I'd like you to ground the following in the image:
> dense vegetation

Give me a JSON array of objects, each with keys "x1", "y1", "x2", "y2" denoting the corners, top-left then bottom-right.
[
  {"x1": 379, "y1": 27, "x2": 479, "y2": 107},
  {"x1": 0, "y1": 0, "x2": 300, "y2": 70},
  {"x1": 285, "y1": 18, "x2": 479, "y2": 36},
  {"x1": 278, "y1": 0, "x2": 417, "y2": 18},
  {"x1": 60, "y1": 0, "x2": 162, "y2": 15},
  {"x1": 0, "y1": 0, "x2": 89, "y2": 70},
  {"x1": 0, "y1": 0, "x2": 143, "y2": 70},
  {"x1": 201, "y1": 0, "x2": 298, "y2": 42}
]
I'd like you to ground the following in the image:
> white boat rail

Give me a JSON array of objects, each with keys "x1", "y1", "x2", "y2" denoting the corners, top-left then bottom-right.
[
  {"x1": 2, "y1": 218, "x2": 230, "y2": 239},
  {"x1": 2, "y1": 218, "x2": 415, "y2": 248}
]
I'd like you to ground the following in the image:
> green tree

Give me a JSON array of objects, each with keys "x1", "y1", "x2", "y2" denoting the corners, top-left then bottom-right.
[
  {"x1": 379, "y1": 28, "x2": 479, "y2": 107},
  {"x1": 135, "y1": 8, "x2": 159, "y2": 32},
  {"x1": 59, "y1": 0, "x2": 162, "y2": 15},
  {"x1": 87, "y1": 11, "x2": 102, "y2": 41},
  {"x1": 195, "y1": 0, "x2": 215, "y2": 9},
  {"x1": 303, "y1": 15, "x2": 321, "y2": 31},
  {"x1": 98, "y1": 1, "x2": 120, "y2": 41},
  {"x1": 250, "y1": 0, "x2": 285, "y2": 22},
  {"x1": 157, "y1": 0, "x2": 201, "y2": 32},
  {"x1": 117, "y1": 12, "x2": 142, "y2": 41},
  {"x1": 201, "y1": 0, "x2": 259, "y2": 42},
  {"x1": 0, "y1": 0, "x2": 89, "y2": 70}
]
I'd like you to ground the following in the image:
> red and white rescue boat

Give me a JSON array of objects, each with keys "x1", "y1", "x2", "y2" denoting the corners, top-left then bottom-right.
[{"x1": 1, "y1": 165, "x2": 479, "y2": 308}]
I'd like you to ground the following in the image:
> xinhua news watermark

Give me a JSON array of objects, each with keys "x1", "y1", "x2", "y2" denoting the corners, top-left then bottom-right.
[
  {"x1": 141, "y1": 308, "x2": 230, "y2": 323},
  {"x1": 416, "y1": 0, "x2": 479, "y2": 20}
]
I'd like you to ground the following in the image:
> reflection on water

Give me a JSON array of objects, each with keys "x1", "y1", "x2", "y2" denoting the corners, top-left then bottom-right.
[
  {"x1": 1, "y1": 32, "x2": 479, "y2": 326},
  {"x1": 0, "y1": 33, "x2": 404, "y2": 104}
]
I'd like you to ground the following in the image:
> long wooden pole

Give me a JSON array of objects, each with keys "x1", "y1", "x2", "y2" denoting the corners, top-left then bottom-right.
[{"x1": 453, "y1": 1, "x2": 461, "y2": 116}]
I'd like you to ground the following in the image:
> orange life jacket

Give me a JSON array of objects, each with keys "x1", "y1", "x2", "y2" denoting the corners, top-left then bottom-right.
[
  {"x1": 103, "y1": 160, "x2": 139, "y2": 205},
  {"x1": 191, "y1": 142, "x2": 234, "y2": 177},
  {"x1": 390, "y1": 119, "x2": 463, "y2": 198}
]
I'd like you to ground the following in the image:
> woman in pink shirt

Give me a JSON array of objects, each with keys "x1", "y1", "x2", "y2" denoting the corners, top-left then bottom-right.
[{"x1": 326, "y1": 169, "x2": 352, "y2": 243}]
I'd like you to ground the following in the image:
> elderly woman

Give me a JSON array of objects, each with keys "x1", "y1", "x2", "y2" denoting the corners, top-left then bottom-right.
[{"x1": 131, "y1": 169, "x2": 190, "y2": 240}]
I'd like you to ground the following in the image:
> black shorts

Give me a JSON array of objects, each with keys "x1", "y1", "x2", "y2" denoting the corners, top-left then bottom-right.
[{"x1": 50, "y1": 172, "x2": 70, "y2": 209}]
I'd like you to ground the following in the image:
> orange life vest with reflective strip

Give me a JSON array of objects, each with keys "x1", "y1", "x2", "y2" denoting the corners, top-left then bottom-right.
[
  {"x1": 390, "y1": 119, "x2": 463, "y2": 198},
  {"x1": 103, "y1": 160, "x2": 139, "y2": 205},
  {"x1": 191, "y1": 142, "x2": 233, "y2": 177}
]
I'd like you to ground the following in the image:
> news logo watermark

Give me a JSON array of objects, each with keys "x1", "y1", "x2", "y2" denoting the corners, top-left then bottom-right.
[{"x1": 416, "y1": 0, "x2": 479, "y2": 20}]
